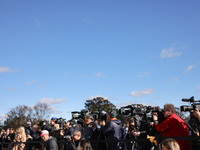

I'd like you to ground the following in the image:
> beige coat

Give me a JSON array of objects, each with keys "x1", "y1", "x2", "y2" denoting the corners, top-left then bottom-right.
[{"x1": 12, "y1": 134, "x2": 26, "y2": 150}]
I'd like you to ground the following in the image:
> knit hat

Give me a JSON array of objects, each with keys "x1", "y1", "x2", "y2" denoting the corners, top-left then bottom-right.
[{"x1": 108, "y1": 110, "x2": 116, "y2": 118}]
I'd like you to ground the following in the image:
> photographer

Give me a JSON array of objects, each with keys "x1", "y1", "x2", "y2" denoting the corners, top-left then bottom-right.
[
  {"x1": 67, "y1": 131, "x2": 85, "y2": 150},
  {"x1": 193, "y1": 108, "x2": 200, "y2": 121},
  {"x1": 27, "y1": 125, "x2": 41, "y2": 150},
  {"x1": 102, "y1": 110, "x2": 122, "y2": 150},
  {"x1": 60, "y1": 120, "x2": 77, "y2": 150},
  {"x1": 188, "y1": 109, "x2": 200, "y2": 149},
  {"x1": 83, "y1": 115, "x2": 100, "y2": 150},
  {"x1": 153, "y1": 103, "x2": 191, "y2": 150}
]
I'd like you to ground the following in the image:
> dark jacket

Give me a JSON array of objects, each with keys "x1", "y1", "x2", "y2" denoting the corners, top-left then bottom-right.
[
  {"x1": 83, "y1": 123, "x2": 100, "y2": 150},
  {"x1": 102, "y1": 119, "x2": 122, "y2": 150},
  {"x1": 28, "y1": 130, "x2": 41, "y2": 150},
  {"x1": 63, "y1": 127, "x2": 75, "y2": 150},
  {"x1": 46, "y1": 136, "x2": 58, "y2": 150},
  {"x1": 68, "y1": 137, "x2": 85, "y2": 150}
]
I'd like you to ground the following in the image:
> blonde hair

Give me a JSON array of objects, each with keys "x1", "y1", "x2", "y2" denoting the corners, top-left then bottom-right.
[{"x1": 162, "y1": 138, "x2": 180, "y2": 150}]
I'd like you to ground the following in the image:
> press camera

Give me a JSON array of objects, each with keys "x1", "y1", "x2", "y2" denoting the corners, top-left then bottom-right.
[{"x1": 180, "y1": 96, "x2": 200, "y2": 112}]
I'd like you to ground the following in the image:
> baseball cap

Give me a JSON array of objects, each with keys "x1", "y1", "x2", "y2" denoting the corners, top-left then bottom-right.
[
  {"x1": 40, "y1": 130, "x2": 49, "y2": 137},
  {"x1": 27, "y1": 121, "x2": 31, "y2": 126},
  {"x1": 108, "y1": 110, "x2": 116, "y2": 118}
]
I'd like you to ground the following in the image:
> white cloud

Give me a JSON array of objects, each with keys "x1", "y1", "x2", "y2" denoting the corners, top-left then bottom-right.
[
  {"x1": 166, "y1": 77, "x2": 178, "y2": 83},
  {"x1": 26, "y1": 80, "x2": 36, "y2": 84},
  {"x1": 6, "y1": 87, "x2": 18, "y2": 91},
  {"x1": 197, "y1": 85, "x2": 200, "y2": 92},
  {"x1": 137, "y1": 71, "x2": 149, "y2": 77},
  {"x1": 0, "y1": 67, "x2": 19, "y2": 73},
  {"x1": 37, "y1": 98, "x2": 67, "y2": 105},
  {"x1": 50, "y1": 106, "x2": 62, "y2": 114},
  {"x1": 130, "y1": 88, "x2": 155, "y2": 97},
  {"x1": 35, "y1": 17, "x2": 43, "y2": 26},
  {"x1": 160, "y1": 47, "x2": 182, "y2": 58},
  {"x1": 183, "y1": 65, "x2": 195, "y2": 74},
  {"x1": 84, "y1": 95, "x2": 109, "y2": 100},
  {"x1": 37, "y1": 86, "x2": 43, "y2": 89},
  {"x1": 95, "y1": 72, "x2": 107, "y2": 78},
  {"x1": 116, "y1": 100, "x2": 155, "y2": 108},
  {"x1": 0, "y1": 67, "x2": 10, "y2": 73},
  {"x1": 0, "y1": 114, "x2": 7, "y2": 121}
]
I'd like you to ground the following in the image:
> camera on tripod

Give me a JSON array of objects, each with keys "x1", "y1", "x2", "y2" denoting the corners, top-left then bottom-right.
[{"x1": 180, "y1": 96, "x2": 200, "y2": 112}]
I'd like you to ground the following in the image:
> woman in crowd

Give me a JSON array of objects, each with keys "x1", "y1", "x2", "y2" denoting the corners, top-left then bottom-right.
[
  {"x1": 0, "y1": 129, "x2": 6, "y2": 150},
  {"x1": 2, "y1": 128, "x2": 10, "y2": 150},
  {"x1": 78, "y1": 140, "x2": 92, "y2": 150},
  {"x1": 13, "y1": 127, "x2": 26, "y2": 150},
  {"x1": 124, "y1": 118, "x2": 137, "y2": 150},
  {"x1": 161, "y1": 138, "x2": 180, "y2": 150}
]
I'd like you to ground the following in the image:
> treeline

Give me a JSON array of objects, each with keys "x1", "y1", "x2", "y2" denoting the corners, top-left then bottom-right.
[
  {"x1": 2, "y1": 103, "x2": 52, "y2": 129},
  {"x1": 1, "y1": 97, "x2": 121, "y2": 130}
]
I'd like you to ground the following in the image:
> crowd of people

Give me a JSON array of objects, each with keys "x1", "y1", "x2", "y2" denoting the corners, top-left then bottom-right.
[{"x1": 0, "y1": 103, "x2": 200, "y2": 150}]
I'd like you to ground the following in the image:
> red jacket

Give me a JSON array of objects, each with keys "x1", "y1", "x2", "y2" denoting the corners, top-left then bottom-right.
[{"x1": 155, "y1": 113, "x2": 192, "y2": 150}]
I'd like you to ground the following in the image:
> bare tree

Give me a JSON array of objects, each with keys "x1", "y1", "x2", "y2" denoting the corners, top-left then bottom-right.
[{"x1": 4, "y1": 103, "x2": 52, "y2": 129}]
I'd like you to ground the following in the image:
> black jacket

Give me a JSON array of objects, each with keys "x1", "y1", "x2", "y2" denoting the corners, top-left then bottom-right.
[
  {"x1": 102, "y1": 119, "x2": 122, "y2": 150},
  {"x1": 46, "y1": 136, "x2": 58, "y2": 150}
]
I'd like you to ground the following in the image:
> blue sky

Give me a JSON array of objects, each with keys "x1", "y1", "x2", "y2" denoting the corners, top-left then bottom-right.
[{"x1": 0, "y1": 0, "x2": 200, "y2": 121}]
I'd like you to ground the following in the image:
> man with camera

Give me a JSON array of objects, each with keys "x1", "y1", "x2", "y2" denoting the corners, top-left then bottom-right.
[
  {"x1": 83, "y1": 114, "x2": 100, "y2": 150},
  {"x1": 102, "y1": 110, "x2": 122, "y2": 150},
  {"x1": 27, "y1": 125, "x2": 41, "y2": 150},
  {"x1": 188, "y1": 108, "x2": 200, "y2": 149},
  {"x1": 67, "y1": 130, "x2": 85, "y2": 150},
  {"x1": 60, "y1": 119, "x2": 78, "y2": 150},
  {"x1": 153, "y1": 103, "x2": 191, "y2": 150}
]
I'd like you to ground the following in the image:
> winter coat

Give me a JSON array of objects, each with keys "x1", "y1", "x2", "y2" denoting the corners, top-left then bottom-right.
[{"x1": 102, "y1": 119, "x2": 122, "y2": 150}]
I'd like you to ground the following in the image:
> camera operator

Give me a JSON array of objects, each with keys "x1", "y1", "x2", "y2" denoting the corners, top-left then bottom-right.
[
  {"x1": 50, "y1": 122, "x2": 63, "y2": 150},
  {"x1": 188, "y1": 108, "x2": 200, "y2": 149},
  {"x1": 40, "y1": 130, "x2": 58, "y2": 150},
  {"x1": 193, "y1": 108, "x2": 200, "y2": 121},
  {"x1": 102, "y1": 110, "x2": 122, "y2": 150},
  {"x1": 83, "y1": 114, "x2": 100, "y2": 150},
  {"x1": 27, "y1": 125, "x2": 41, "y2": 150},
  {"x1": 60, "y1": 119, "x2": 78, "y2": 150},
  {"x1": 67, "y1": 130, "x2": 85, "y2": 150},
  {"x1": 153, "y1": 103, "x2": 192, "y2": 150}
]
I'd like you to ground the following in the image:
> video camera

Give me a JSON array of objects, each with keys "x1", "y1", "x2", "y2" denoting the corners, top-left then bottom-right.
[
  {"x1": 90, "y1": 111, "x2": 107, "y2": 121},
  {"x1": 38, "y1": 120, "x2": 51, "y2": 131},
  {"x1": 71, "y1": 109, "x2": 90, "y2": 119},
  {"x1": 55, "y1": 117, "x2": 66, "y2": 130},
  {"x1": 119, "y1": 104, "x2": 152, "y2": 116},
  {"x1": 71, "y1": 109, "x2": 91, "y2": 127},
  {"x1": 180, "y1": 96, "x2": 200, "y2": 112}
]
